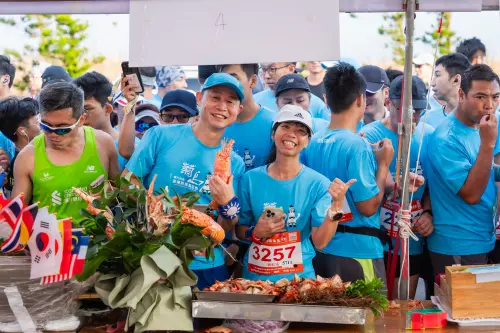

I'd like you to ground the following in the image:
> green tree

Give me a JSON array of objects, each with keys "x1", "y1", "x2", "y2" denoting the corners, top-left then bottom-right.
[
  {"x1": 0, "y1": 14, "x2": 105, "y2": 91},
  {"x1": 418, "y1": 12, "x2": 458, "y2": 56},
  {"x1": 378, "y1": 13, "x2": 405, "y2": 66}
]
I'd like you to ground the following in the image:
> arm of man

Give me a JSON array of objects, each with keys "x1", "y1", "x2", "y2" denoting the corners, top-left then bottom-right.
[
  {"x1": 457, "y1": 114, "x2": 498, "y2": 204},
  {"x1": 118, "y1": 111, "x2": 137, "y2": 160},
  {"x1": 95, "y1": 130, "x2": 121, "y2": 181},
  {"x1": 0, "y1": 148, "x2": 9, "y2": 172},
  {"x1": 12, "y1": 146, "x2": 35, "y2": 204},
  {"x1": 354, "y1": 139, "x2": 394, "y2": 217}
]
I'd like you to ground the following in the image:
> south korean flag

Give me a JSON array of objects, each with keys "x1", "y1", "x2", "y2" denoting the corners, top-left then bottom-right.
[{"x1": 28, "y1": 207, "x2": 61, "y2": 279}]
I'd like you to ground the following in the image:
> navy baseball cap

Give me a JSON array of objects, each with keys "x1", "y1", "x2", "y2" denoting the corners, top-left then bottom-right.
[
  {"x1": 160, "y1": 89, "x2": 198, "y2": 116},
  {"x1": 42, "y1": 66, "x2": 71, "y2": 88},
  {"x1": 202, "y1": 73, "x2": 244, "y2": 101},
  {"x1": 358, "y1": 65, "x2": 389, "y2": 94},
  {"x1": 389, "y1": 75, "x2": 427, "y2": 110},
  {"x1": 275, "y1": 74, "x2": 310, "y2": 97}
]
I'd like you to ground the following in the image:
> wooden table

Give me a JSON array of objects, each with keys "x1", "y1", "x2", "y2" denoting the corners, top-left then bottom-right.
[{"x1": 193, "y1": 301, "x2": 500, "y2": 333}]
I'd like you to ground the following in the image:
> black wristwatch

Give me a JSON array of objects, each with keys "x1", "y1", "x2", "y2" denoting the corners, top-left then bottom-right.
[{"x1": 422, "y1": 209, "x2": 433, "y2": 217}]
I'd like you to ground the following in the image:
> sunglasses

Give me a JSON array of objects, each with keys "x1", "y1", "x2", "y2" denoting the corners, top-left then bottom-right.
[
  {"x1": 135, "y1": 120, "x2": 158, "y2": 133},
  {"x1": 40, "y1": 116, "x2": 81, "y2": 136},
  {"x1": 160, "y1": 113, "x2": 191, "y2": 123}
]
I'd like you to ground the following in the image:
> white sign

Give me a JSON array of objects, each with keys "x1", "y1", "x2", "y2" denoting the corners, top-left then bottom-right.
[{"x1": 129, "y1": 0, "x2": 340, "y2": 66}]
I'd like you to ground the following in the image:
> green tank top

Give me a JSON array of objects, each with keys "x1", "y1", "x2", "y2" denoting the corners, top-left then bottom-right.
[{"x1": 33, "y1": 126, "x2": 108, "y2": 225}]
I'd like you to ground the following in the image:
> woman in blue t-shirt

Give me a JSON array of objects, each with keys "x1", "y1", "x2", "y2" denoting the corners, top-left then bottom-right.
[{"x1": 236, "y1": 105, "x2": 354, "y2": 282}]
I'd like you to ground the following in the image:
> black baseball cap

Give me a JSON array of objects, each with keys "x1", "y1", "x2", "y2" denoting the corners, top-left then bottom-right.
[
  {"x1": 358, "y1": 65, "x2": 390, "y2": 94},
  {"x1": 160, "y1": 89, "x2": 198, "y2": 116},
  {"x1": 42, "y1": 66, "x2": 71, "y2": 88},
  {"x1": 389, "y1": 75, "x2": 427, "y2": 110},
  {"x1": 275, "y1": 74, "x2": 310, "y2": 97}
]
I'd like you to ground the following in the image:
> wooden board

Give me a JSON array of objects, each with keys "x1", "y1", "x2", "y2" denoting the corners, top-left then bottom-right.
[{"x1": 445, "y1": 265, "x2": 500, "y2": 319}]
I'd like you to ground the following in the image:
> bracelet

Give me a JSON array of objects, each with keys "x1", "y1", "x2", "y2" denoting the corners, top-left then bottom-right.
[
  {"x1": 250, "y1": 230, "x2": 264, "y2": 244},
  {"x1": 245, "y1": 226, "x2": 255, "y2": 240},
  {"x1": 422, "y1": 209, "x2": 433, "y2": 217},
  {"x1": 218, "y1": 196, "x2": 241, "y2": 220}
]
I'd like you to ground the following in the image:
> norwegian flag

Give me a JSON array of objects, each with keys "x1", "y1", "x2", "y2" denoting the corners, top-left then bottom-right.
[
  {"x1": 0, "y1": 194, "x2": 23, "y2": 229},
  {"x1": 40, "y1": 228, "x2": 89, "y2": 285}
]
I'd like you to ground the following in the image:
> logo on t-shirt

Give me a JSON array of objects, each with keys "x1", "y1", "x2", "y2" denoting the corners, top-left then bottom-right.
[
  {"x1": 85, "y1": 165, "x2": 97, "y2": 173},
  {"x1": 51, "y1": 190, "x2": 61, "y2": 206},
  {"x1": 40, "y1": 172, "x2": 55, "y2": 182}
]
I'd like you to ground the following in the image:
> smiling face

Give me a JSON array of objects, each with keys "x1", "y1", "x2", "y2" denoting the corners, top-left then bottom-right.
[
  {"x1": 272, "y1": 121, "x2": 310, "y2": 159},
  {"x1": 197, "y1": 86, "x2": 242, "y2": 131},
  {"x1": 41, "y1": 107, "x2": 85, "y2": 150}
]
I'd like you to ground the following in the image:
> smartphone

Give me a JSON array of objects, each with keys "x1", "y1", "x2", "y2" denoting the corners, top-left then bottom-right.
[
  {"x1": 121, "y1": 61, "x2": 144, "y2": 94},
  {"x1": 263, "y1": 207, "x2": 284, "y2": 220}
]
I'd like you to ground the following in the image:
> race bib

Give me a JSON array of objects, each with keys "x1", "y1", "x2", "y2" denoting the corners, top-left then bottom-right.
[
  {"x1": 380, "y1": 200, "x2": 422, "y2": 238},
  {"x1": 339, "y1": 200, "x2": 353, "y2": 223},
  {"x1": 248, "y1": 231, "x2": 303, "y2": 275}
]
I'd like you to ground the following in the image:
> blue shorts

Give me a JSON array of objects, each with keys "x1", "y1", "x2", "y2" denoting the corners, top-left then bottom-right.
[{"x1": 192, "y1": 264, "x2": 229, "y2": 290}]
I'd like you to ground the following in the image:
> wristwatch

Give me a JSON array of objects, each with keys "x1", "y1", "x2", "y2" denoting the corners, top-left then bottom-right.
[{"x1": 327, "y1": 207, "x2": 344, "y2": 221}]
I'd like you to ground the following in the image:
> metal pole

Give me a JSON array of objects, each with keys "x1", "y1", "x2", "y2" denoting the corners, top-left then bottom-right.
[{"x1": 399, "y1": 0, "x2": 416, "y2": 301}]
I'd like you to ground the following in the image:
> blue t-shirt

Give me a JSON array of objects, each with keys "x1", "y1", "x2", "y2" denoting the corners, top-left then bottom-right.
[
  {"x1": 422, "y1": 105, "x2": 448, "y2": 129},
  {"x1": 303, "y1": 128, "x2": 383, "y2": 259},
  {"x1": 126, "y1": 124, "x2": 245, "y2": 269},
  {"x1": 150, "y1": 94, "x2": 162, "y2": 110},
  {"x1": 238, "y1": 166, "x2": 331, "y2": 282},
  {"x1": 254, "y1": 88, "x2": 330, "y2": 120},
  {"x1": 427, "y1": 113, "x2": 497, "y2": 255},
  {"x1": 224, "y1": 107, "x2": 274, "y2": 171},
  {"x1": 0, "y1": 132, "x2": 15, "y2": 161},
  {"x1": 356, "y1": 120, "x2": 365, "y2": 133},
  {"x1": 362, "y1": 120, "x2": 434, "y2": 255},
  {"x1": 312, "y1": 118, "x2": 329, "y2": 133}
]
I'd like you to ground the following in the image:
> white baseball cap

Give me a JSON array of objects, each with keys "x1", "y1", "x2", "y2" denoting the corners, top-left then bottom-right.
[
  {"x1": 274, "y1": 105, "x2": 314, "y2": 135},
  {"x1": 413, "y1": 53, "x2": 434, "y2": 66},
  {"x1": 135, "y1": 110, "x2": 161, "y2": 124}
]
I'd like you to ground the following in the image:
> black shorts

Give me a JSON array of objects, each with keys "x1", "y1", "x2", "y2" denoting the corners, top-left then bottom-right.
[
  {"x1": 488, "y1": 240, "x2": 500, "y2": 264},
  {"x1": 429, "y1": 251, "x2": 488, "y2": 278},
  {"x1": 313, "y1": 251, "x2": 387, "y2": 295},
  {"x1": 384, "y1": 252, "x2": 422, "y2": 278}
]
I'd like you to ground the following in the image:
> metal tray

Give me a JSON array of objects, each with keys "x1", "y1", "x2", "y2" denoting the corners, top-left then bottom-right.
[
  {"x1": 192, "y1": 300, "x2": 367, "y2": 325},
  {"x1": 193, "y1": 291, "x2": 276, "y2": 303}
]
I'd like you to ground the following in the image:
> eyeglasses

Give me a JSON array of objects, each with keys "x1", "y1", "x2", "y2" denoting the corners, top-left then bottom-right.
[
  {"x1": 160, "y1": 113, "x2": 191, "y2": 123},
  {"x1": 135, "y1": 120, "x2": 158, "y2": 133},
  {"x1": 40, "y1": 116, "x2": 81, "y2": 136},
  {"x1": 261, "y1": 65, "x2": 288, "y2": 76}
]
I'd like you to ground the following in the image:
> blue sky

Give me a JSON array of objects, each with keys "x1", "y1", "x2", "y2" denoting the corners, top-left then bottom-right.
[{"x1": 0, "y1": 11, "x2": 499, "y2": 65}]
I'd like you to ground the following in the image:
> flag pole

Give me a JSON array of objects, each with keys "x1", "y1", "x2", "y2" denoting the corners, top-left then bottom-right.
[{"x1": 398, "y1": 0, "x2": 417, "y2": 301}]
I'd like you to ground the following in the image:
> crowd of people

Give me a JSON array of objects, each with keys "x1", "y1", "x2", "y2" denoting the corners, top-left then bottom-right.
[{"x1": 0, "y1": 36, "x2": 499, "y2": 300}]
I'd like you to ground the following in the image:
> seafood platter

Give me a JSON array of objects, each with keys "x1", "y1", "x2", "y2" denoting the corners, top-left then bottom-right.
[{"x1": 192, "y1": 275, "x2": 389, "y2": 325}]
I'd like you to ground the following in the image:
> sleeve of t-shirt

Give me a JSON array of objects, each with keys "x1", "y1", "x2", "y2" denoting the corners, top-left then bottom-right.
[
  {"x1": 125, "y1": 126, "x2": 160, "y2": 179},
  {"x1": 237, "y1": 174, "x2": 254, "y2": 226},
  {"x1": 430, "y1": 140, "x2": 470, "y2": 195},
  {"x1": 347, "y1": 142, "x2": 380, "y2": 203},
  {"x1": 311, "y1": 177, "x2": 331, "y2": 228}
]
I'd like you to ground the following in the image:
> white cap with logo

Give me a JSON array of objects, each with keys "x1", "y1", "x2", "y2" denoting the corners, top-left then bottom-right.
[{"x1": 274, "y1": 105, "x2": 314, "y2": 135}]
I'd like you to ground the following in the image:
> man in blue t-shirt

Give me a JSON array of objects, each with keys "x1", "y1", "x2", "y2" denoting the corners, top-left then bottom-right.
[
  {"x1": 218, "y1": 63, "x2": 274, "y2": 171},
  {"x1": 254, "y1": 62, "x2": 330, "y2": 120},
  {"x1": 427, "y1": 64, "x2": 500, "y2": 277},
  {"x1": 303, "y1": 63, "x2": 394, "y2": 286},
  {"x1": 274, "y1": 73, "x2": 329, "y2": 133},
  {"x1": 362, "y1": 75, "x2": 433, "y2": 299},
  {"x1": 124, "y1": 73, "x2": 246, "y2": 289}
]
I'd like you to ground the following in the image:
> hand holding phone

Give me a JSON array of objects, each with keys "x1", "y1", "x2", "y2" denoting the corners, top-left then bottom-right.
[{"x1": 121, "y1": 61, "x2": 145, "y2": 95}]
